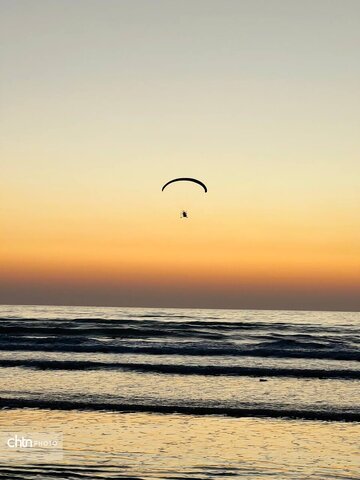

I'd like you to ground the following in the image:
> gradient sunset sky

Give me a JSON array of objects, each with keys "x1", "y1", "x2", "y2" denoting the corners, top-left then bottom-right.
[{"x1": 1, "y1": 0, "x2": 359, "y2": 310}]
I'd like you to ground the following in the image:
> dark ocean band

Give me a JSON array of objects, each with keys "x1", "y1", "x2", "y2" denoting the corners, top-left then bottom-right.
[
  {"x1": 0, "y1": 344, "x2": 359, "y2": 360},
  {"x1": 0, "y1": 397, "x2": 358, "y2": 422},
  {"x1": 0, "y1": 359, "x2": 359, "y2": 379}
]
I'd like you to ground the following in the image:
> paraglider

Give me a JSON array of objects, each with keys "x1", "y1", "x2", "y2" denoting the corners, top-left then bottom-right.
[
  {"x1": 161, "y1": 177, "x2": 207, "y2": 193},
  {"x1": 162, "y1": 177, "x2": 207, "y2": 219}
]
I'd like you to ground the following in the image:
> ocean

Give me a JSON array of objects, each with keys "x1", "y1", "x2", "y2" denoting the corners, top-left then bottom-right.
[{"x1": 0, "y1": 305, "x2": 359, "y2": 479}]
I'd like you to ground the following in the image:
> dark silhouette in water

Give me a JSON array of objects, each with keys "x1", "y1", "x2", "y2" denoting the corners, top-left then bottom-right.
[{"x1": 181, "y1": 210, "x2": 188, "y2": 218}]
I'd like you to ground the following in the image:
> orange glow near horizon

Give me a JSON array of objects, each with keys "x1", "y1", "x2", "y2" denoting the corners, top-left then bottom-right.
[{"x1": 1, "y1": 196, "x2": 359, "y2": 310}]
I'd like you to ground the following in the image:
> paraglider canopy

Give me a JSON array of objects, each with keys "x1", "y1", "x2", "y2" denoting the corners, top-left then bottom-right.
[{"x1": 161, "y1": 177, "x2": 207, "y2": 193}]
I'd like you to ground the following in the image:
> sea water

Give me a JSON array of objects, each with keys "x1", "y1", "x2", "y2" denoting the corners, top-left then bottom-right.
[{"x1": 0, "y1": 305, "x2": 359, "y2": 479}]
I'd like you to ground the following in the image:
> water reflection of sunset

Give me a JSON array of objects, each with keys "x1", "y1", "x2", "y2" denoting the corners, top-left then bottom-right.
[{"x1": 1, "y1": 409, "x2": 359, "y2": 477}]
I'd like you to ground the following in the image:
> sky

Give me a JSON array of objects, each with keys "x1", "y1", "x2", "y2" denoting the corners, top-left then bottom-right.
[{"x1": 1, "y1": 0, "x2": 359, "y2": 311}]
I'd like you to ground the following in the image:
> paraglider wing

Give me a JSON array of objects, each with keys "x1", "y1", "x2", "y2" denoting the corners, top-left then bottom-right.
[{"x1": 161, "y1": 177, "x2": 207, "y2": 193}]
